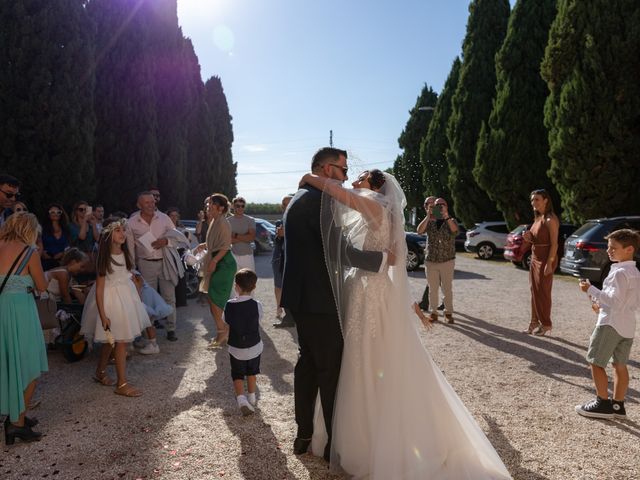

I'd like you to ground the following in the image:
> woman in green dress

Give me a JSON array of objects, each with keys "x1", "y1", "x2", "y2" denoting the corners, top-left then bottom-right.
[
  {"x1": 196, "y1": 194, "x2": 237, "y2": 349},
  {"x1": 0, "y1": 213, "x2": 49, "y2": 444}
]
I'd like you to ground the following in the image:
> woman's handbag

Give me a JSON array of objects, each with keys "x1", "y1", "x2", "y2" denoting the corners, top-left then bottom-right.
[{"x1": 34, "y1": 292, "x2": 59, "y2": 330}]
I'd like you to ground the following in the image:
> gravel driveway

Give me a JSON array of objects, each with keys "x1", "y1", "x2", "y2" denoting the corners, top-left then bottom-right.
[{"x1": 1, "y1": 253, "x2": 638, "y2": 480}]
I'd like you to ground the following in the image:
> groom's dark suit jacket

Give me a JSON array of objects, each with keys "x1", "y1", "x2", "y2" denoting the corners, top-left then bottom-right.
[{"x1": 281, "y1": 185, "x2": 382, "y2": 314}]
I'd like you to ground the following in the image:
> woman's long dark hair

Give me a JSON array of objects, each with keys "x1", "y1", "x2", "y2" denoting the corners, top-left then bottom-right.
[
  {"x1": 41, "y1": 203, "x2": 70, "y2": 236},
  {"x1": 530, "y1": 189, "x2": 555, "y2": 218},
  {"x1": 96, "y1": 217, "x2": 133, "y2": 276}
]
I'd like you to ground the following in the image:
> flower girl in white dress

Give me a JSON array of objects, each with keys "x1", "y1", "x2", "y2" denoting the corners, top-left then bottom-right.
[{"x1": 81, "y1": 217, "x2": 151, "y2": 397}]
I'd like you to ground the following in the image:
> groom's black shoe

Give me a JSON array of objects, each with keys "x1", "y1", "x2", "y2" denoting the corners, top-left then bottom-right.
[{"x1": 293, "y1": 437, "x2": 311, "y2": 455}]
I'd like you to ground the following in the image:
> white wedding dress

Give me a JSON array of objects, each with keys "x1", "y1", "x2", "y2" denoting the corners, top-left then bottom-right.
[{"x1": 312, "y1": 174, "x2": 512, "y2": 480}]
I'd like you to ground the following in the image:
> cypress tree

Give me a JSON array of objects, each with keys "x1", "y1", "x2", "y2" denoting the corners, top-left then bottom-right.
[
  {"x1": 204, "y1": 76, "x2": 237, "y2": 199},
  {"x1": 541, "y1": 0, "x2": 640, "y2": 223},
  {"x1": 0, "y1": 0, "x2": 95, "y2": 214},
  {"x1": 183, "y1": 39, "x2": 217, "y2": 216},
  {"x1": 89, "y1": 0, "x2": 160, "y2": 213},
  {"x1": 420, "y1": 58, "x2": 461, "y2": 208},
  {"x1": 474, "y1": 0, "x2": 558, "y2": 229},
  {"x1": 146, "y1": 0, "x2": 195, "y2": 210},
  {"x1": 397, "y1": 85, "x2": 438, "y2": 213},
  {"x1": 446, "y1": 0, "x2": 510, "y2": 227}
]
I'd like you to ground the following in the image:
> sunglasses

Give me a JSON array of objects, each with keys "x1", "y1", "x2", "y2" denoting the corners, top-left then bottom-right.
[
  {"x1": 77, "y1": 207, "x2": 86, "y2": 212},
  {"x1": 328, "y1": 163, "x2": 349, "y2": 175},
  {"x1": 531, "y1": 189, "x2": 547, "y2": 195},
  {"x1": 49, "y1": 209, "x2": 63, "y2": 215},
  {"x1": 14, "y1": 207, "x2": 27, "y2": 212},
  {"x1": 234, "y1": 203, "x2": 245, "y2": 208},
  {"x1": 0, "y1": 189, "x2": 20, "y2": 199}
]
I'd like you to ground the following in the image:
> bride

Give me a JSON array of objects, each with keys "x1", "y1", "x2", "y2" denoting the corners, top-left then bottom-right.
[{"x1": 300, "y1": 169, "x2": 511, "y2": 479}]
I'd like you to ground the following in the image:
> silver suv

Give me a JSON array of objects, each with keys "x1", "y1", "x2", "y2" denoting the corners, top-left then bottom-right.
[{"x1": 464, "y1": 221, "x2": 510, "y2": 260}]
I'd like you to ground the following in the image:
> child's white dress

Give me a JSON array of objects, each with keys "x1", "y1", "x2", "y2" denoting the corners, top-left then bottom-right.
[{"x1": 81, "y1": 254, "x2": 151, "y2": 343}]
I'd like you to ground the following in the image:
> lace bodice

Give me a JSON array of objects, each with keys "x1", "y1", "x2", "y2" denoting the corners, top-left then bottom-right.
[
  {"x1": 105, "y1": 254, "x2": 134, "y2": 286},
  {"x1": 361, "y1": 212, "x2": 391, "y2": 252},
  {"x1": 0, "y1": 274, "x2": 34, "y2": 294}
]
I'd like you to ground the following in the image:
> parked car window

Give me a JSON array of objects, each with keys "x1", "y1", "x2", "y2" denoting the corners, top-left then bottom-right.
[
  {"x1": 570, "y1": 221, "x2": 598, "y2": 237},
  {"x1": 486, "y1": 225, "x2": 510, "y2": 234}
]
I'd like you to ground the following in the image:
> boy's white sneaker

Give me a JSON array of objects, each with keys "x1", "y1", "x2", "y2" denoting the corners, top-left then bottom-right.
[
  {"x1": 139, "y1": 342, "x2": 160, "y2": 355},
  {"x1": 247, "y1": 393, "x2": 257, "y2": 407},
  {"x1": 237, "y1": 395, "x2": 255, "y2": 416}
]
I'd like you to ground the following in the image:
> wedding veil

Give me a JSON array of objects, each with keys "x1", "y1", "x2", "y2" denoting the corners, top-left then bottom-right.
[{"x1": 319, "y1": 172, "x2": 411, "y2": 334}]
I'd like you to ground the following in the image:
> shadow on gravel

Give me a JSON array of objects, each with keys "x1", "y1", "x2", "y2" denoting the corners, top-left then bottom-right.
[
  {"x1": 483, "y1": 415, "x2": 550, "y2": 480},
  {"x1": 259, "y1": 323, "x2": 294, "y2": 395},
  {"x1": 454, "y1": 269, "x2": 490, "y2": 280},
  {"x1": 449, "y1": 313, "x2": 640, "y2": 402},
  {"x1": 608, "y1": 418, "x2": 640, "y2": 439},
  {"x1": 407, "y1": 268, "x2": 489, "y2": 280}
]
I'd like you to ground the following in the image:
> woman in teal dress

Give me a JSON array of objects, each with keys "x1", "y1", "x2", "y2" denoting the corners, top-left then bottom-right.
[
  {"x1": 196, "y1": 194, "x2": 237, "y2": 349},
  {"x1": 0, "y1": 213, "x2": 49, "y2": 445}
]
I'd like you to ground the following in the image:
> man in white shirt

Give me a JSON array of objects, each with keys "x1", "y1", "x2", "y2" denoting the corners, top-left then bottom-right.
[
  {"x1": 126, "y1": 191, "x2": 178, "y2": 347},
  {"x1": 228, "y1": 196, "x2": 256, "y2": 272}
]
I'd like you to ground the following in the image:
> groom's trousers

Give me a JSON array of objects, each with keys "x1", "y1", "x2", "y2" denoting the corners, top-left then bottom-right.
[{"x1": 292, "y1": 310, "x2": 343, "y2": 441}]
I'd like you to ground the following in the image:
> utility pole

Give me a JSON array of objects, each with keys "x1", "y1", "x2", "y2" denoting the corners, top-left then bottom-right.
[{"x1": 329, "y1": 129, "x2": 333, "y2": 147}]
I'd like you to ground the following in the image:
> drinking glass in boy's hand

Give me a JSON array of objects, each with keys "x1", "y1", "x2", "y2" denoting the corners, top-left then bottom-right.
[{"x1": 579, "y1": 278, "x2": 590, "y2": 292}]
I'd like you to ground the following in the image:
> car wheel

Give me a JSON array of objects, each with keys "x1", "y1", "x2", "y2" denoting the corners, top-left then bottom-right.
[
  {"x1": 476, "y1": 242, "x2": 495, "y2": 260},
  {"x1": 406, "y1": 248, "x2": 420, "y2": 271},
  {"x1": 522, "y1": 252, "x2": 532, "y2": 270}
]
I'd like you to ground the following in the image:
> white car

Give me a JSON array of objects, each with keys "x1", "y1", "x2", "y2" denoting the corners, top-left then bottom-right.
[{"x1": 464, "y1": 221, "x2": 510, "y2": 260}]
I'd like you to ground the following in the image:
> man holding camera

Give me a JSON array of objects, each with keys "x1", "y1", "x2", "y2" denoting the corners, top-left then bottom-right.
[{"x1": 417, "y1": 197, "x2": 458, "y2": 323}]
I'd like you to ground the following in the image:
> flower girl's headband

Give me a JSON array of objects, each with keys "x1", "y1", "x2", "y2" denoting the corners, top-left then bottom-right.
[{"x1": 101, "y1": 217, "x2": 127, "y2": 237}]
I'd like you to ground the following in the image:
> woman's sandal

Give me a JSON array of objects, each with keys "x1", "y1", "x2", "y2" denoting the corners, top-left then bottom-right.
[
  {"x1": 92, "y1": 370, "x2": 116, "y2": 386},
  {"x1": 114, "y1": 382, "x2": 142, "y2": 397},
  {"x1": 532, "y1": 325, "x2": 552, "y2": 336},
  {"x1": 523, "y1": 322, "x2": 540, "y2": 334}
]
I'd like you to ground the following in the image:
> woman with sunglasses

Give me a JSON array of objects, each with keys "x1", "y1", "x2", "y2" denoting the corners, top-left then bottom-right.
[
  {"x1": 69, "y1": 201, "x2": 99, "y2": 254},
  {"x1": 13, "y1": 201, "x2": 28, "y2": 213},
  {"x1": 40, "y1": 203, "x2": 71, "y2": 270}
]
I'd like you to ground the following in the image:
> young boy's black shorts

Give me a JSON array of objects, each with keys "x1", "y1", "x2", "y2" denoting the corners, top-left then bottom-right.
[{"x1": 230, "y1": 354, "x2": 261, "y2": 380}]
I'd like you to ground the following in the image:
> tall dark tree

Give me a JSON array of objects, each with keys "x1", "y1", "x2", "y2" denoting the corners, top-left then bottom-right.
[
  {"x1": 183, "y1": 39, "x2": 217, "y2": 215},
  {"x1": 474, "y1": 0, "x2": 558, "y2": 229},
  {"x1": 204, "y1": 76, "x2": 237, "y2": 199},
  {"x1": 446, "y1": 0, "x2": 510, "y2": 227},
  {"x1": 420, "y1": 57, "x2": 461, "y2": 208},
  {"x1": 541, "y1": 0, "x2": 640, "y2": 223},
  {"x1": 89, "y1": 0, "x2": 160, "y2": 212},
  {"x1": 146, "y1": 0, "x2": 196, "y2": 209},
  {"x1": 396, "y1": 84, "x2": 438, "y2": 213},
  {"x1": 0, "y1": 0, "x2": 95, "y2": 214}
]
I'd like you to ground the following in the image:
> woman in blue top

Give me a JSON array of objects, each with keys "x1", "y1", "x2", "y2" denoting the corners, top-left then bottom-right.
[
  {"x1": 0, "y1": 213, "x2": 49, "y2": 445},
  {"x1": 40, "y1": 203, "x2": 71, "y2": 270}
]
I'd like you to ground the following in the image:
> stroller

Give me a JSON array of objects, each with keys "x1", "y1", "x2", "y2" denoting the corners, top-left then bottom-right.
[{"x1": 39, "y1": 299, "x2": 89, "y2": 363}]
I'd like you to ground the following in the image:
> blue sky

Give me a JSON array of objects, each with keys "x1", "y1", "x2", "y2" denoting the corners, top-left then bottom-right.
[{"x1": 177, "y1": 1, "x2": 507, "y2": 203}]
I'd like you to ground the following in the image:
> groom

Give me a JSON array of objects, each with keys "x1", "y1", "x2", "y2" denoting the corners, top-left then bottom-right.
[{"x1": 281, "y1": 147, "x2": 387, "y2": 460}]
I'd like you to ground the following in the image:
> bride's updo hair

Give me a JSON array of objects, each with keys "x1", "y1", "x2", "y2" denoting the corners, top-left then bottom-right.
[{"x1": 367, "y1": 169, "x2": 386, "y2": 191}]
